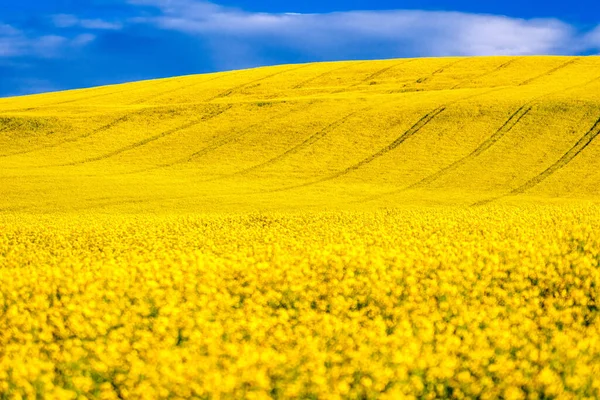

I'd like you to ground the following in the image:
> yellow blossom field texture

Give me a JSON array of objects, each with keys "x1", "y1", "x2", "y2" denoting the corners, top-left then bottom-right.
[{"x1": 1, "y1": 56, "x2": 600, "y2": 399}]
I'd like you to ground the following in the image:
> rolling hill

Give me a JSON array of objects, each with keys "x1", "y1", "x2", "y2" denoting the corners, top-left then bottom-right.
[
  {"x1": 3, "y1": 56, "x2": 600, "y2": 399},
  {"x1": 1, "y1": 55, "x2": 600, "y2": 212}
]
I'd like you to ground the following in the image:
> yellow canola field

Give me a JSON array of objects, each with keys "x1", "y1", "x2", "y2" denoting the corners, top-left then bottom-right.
[
  {"x1": 0, "y1": 56, "x2": 600, "y2": 210},
  {"x1": 2, "y1": 57, "x2": 600, "y2": 399},
  {"x1": 1, "y1": 207, "x2": 600, "y2": 399}
]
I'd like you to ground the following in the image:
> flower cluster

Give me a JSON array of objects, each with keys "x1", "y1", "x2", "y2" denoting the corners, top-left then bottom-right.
[{"x1": 1, "y1": 206, "x2": 599, "y2": 399}]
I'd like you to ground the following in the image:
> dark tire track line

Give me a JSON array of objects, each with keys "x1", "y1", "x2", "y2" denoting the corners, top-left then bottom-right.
[
  {"x1": 112, "y1": 62, "x2": 421, "y2": 177},
  {"x1": 359, "y1": 73, "x2": 600, "y2": 205},
  {"x1": 261, "y1": 87, "x2": 504, "y2": 194},
  {"x1": 519, "y1": 58, "x2": 581, "y2": 86},
  {"x1": 0, "y1": 109, "x2": 148, "y2": 158},
  {"x1": 222, "y1": 106, "x2": 375, "y2": 179},
  {"x1": 113, "y1": 102, "x2": 315, "y2": 176},
  {"x1": 0, "y1": 80, "x2": 175, "y2": 113},
  {"x1": 37, "y1": 106, "x2": 232, "y2": 168},
  {"x1": 127, "y1": 124, "x2": 264, "y2": 174},
  {"x1": 263, "y1": 107, "x2": 447, "y2": 193},
  {"x1": 292, "y1": 62, "x2": 368, "y2": 89},
  {"x1": 426, "y1": 72, "x2": 600, "y2": 187},
  {"x1": 473, "y1": 116, "x2": 600, "y2": 207},
  {"x1": 225, "y1": 64, "x2": 489, "y2": 189},
  {"x1": 330, "y1": 59, "x2": 416, "y2": 93},
  {"x1": 0, "y1": 90, "x2": 128, "y2": 113},
  {"x1": 385, "y1": 58, "x2": 468, "y2": 94},
  {"x1": 361, "y1": 59, "x2": 415, "y2": 82},
  {"x1": 114, "y1": 64, "x2": 383, "y2": 173},
  {"x1": 206, "y1": 64, "x2": 312, "y2": 102},
  {"x1": 186, "y1": 103, "x2": 314, "y2": 165},
  {"x1": 451, "y1": 57, "x2": 520, "y2": 89},
  {"x1": 407, "y1": 105, "x2": 532, "y2": 190},
  {"x1": 416, "y1": 58, "x2": 467, "y2": 85},
  {"x1": 47, "y1": 77, "x2": 178, "y2": 107},
  {"x1": 353, "y1": 104, "x2": 532, "y2": 205},
  {"x1": 470, "y1": 114, "x2": 600, "y2": 207},
  {"x1": 127, "y1": 72, "x2": 238, "y2": 105},
  {"x1": 511, "y1": 116, "x2": 600, "y2": 193},
  {"x1": 36, "y1": 88, "x2": 133, "y2": 107}
]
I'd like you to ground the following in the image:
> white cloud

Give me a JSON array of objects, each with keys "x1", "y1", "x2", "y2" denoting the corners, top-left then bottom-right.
[
  {"x1": 584, "y1": 25, "x2": 600, "y2": 51},
  {"x1": 81, "y1": 19, "x2": 123, "y2": 30},
  {"x1": 0, "y1": 23, "x2": 96, "y2": 58},
  {"x1": 32, "y1": 35, "x2": 69, "y2": 57},
  {"x1": 0, "y1": 23, "x2": 20, "y2": 36},
  {"x1": 52, "y1": 14, "x2": 123, "y2": 30},
  {"x1": 52, "y1": 14, "x2": 79, "y2": 28},
  {"x1": 72, "y1": 33, "x2": 97, "y2": 47},
  {"x1": 0, "y1": 24, "x2": 24, "y2": 57},
  {"x1": 128, "y1": 0, "x2": 599, "y2": 66}
]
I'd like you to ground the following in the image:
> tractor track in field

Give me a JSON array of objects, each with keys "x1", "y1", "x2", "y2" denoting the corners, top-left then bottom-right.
[
  {"x1": 36, "y1": 105, "x2": 232, "y2": 168},
  {"x1": 98, "y1": 69, "x2": 413, "y2": 178},
  {"x1": 0, "y1": 91, "x2": 126, "y2": 113},
  {"x1": 20, "y1": 70, "x2": 235, "y2": 109},
  {"x1": 361, "y1": 59, "x2": 416, "y2": 82},
  {"x1": 1, "y1": 63, "x2": 306, "y2": 112},
  {"x1": 356, "y1": 73, "x2": 600, "y2": 204},
  {"x1": 415, "y1": 58, "x2": 468, "y2": 85},
  {"x1": 0, "y1": 73, "x2": 242, "y2": 157},
  {"x1": 451, "y1": 57, "x2": 521, "y2": 89},
  {"x1": 134, "y1": 60, "x2": 386, "y2": 105},
  {"x1": 0, "y1": 61, "x2": 411, "y2": 160},
  {"x1": 261, "y1": 87, "x2": 505, "y2": 194},
  {"x1": 519, "y1": 58, "x2": 581, "y2": 86},
  {"x1": 330, "y1": 59, "x2": 417, "y2": 93},
  {"x1": 473, "y1": 114, "x2": 600, "y2": 206},
  {"x1": 124, "y1": 122, "x2": 267, "y2": 174},
  {"x1": 385, "y1": 58, "x2": 469, "y2": 94},
  {"x1": 0, "y1": 80, "x2": 175, "y2": 113},
  {"x1": 291, "y1": 62, "x2": 369, "y2": 89},
  {"x1": 6, "y1": 70, "x2": 234, "y2": 111},
  {"x1": 127, "y1": 72, "x2": 239, "y2": 105},
  {"x1": 44, "y1": 77, "x2": 187, "y2": 107},
  {"x1": 224, "y1": 107, "x2": 370, "y2": 178},
  {"x1": 205, "y1": 64, "x2": 313, "y2": 102},
  {"x1": 1, "y1": 100, "x2": 253, "y2": 161},
  {"x1": 0, "y1": 110, "x2": 149, "y2": 158},
  {"x1": 138, "y1": 61, "x2": 442, "y2": 179},
  {"x1": 0, "y1": 62, "x2": 304, "y2": 114},
  {"x1": 407, "y1": 105, "x2": 533, "y2": 189},
  {"x1": 212, "y1": 69, "x2": 495, "y2": 186},
  {"x1": 352, "y1": 104, "x2": 534, "y2": 204},
  {"x1": 181, "y1": 103, "x2": 315, "y2": 164},
  {"x1": 415, "y1": 74, "x2": 600, "y2": 192},
  {"x1": 110, "y1": 102, "x2": 316, "y2": 176},
  {"x1": 262, "y1": 106, "x2": 447, "y2": 194},
  {"x1": 34, "y1": 88, "x2": 134, "y2": 107},
  {"x1": 510, "y1": 116, "x2": 600, "y2": 193},
  {"x1": 127, "y1": 62, "x2": 425, "y2": 178},
  {"x1": 204, "y1": 83, "x2": 437, "y2": 182}
]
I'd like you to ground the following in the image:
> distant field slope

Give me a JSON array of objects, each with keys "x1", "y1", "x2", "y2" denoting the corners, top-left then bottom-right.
[{"x1": 1, "y1": 56, "x2": 600, "y2": 212}]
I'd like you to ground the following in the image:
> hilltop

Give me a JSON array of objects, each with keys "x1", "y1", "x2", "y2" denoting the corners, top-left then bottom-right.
[{"x1": 1, "y1": 56, "x2": 599, "y2": 212}]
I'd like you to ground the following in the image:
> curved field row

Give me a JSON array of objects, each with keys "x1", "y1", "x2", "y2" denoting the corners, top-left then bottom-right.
[
  {"x1": 52, "y1": 106, "x2": 232, "y2": 168},
  {"x1": 511, "y1": 115, "x2": 600, "y2": 195},
  {"x1": 1, "y1": 56, "x2": 600, "y2": 211}
]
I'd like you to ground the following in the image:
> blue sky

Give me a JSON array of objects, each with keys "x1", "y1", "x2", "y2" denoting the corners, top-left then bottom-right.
[{"x1": 1, "y1": 0, "x2": 599, "y2": 97}]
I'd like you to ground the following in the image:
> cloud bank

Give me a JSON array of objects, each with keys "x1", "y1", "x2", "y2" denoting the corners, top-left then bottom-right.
[
  {"x1": 129, "y1": 0, "x2": 599, "y2": 68},
  {"x1": 0, "y1": 0, "x2": 599, "y2": 96},
  {"x1": 0, "y1": 23, "x2": 95, "y2": 59},
  {"x1": 52, "y1": 14, "x2": 123, "y2": 31}
]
